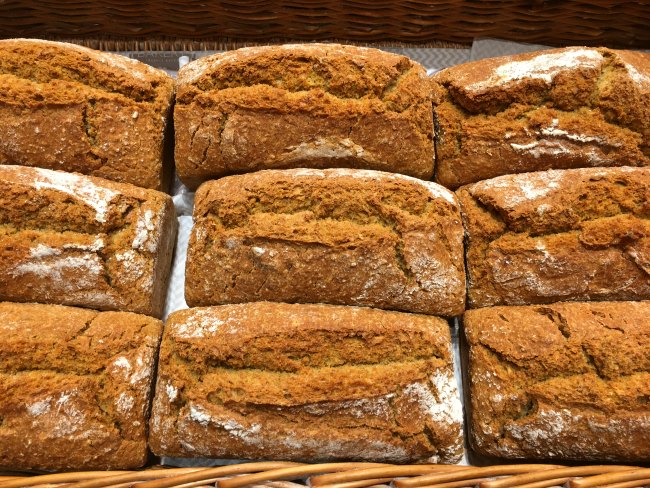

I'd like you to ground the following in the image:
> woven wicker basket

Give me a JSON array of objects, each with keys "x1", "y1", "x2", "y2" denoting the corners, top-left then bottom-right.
[
  {"x1": 1, "y1": 462, "x2": 650, "y2": 488},
  {"x1": 0, "y1": 0, "x2": 649, "y2": 50},
  {"x1": 0, "y1": 2, "x2": 648, "y2": 485}
]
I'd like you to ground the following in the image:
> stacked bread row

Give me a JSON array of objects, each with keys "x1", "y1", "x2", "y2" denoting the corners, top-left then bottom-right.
[
  {"x1": 1, "y1": 41, "x2": 648, "y2": 191},
  {"x1": 0, "y1": 41, "x2": 467, "y2": 470},
  {"x1": 154, "y1": 169, "x2": 467, "y2": 464},
  {"x1": 0, "y1": 165, "x2": 468, "y2": 469},
  {"x1": 0, "y1": 41, "x2": 179, "y2": 471},
  {"x1": 459, "y1": 168, "x2": 650, "y2": 461},
  {"x1": 0, "y1": 40, "x2": 649, "y2": 471},
  {"x1": 433, "y1": 46, "x2": 650, "y2": 462}
]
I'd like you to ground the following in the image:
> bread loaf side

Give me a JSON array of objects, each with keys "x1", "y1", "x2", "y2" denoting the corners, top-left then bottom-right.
[
  {"x1": 0, "y1": 165, "x2": 177, "y2": 317},
  {"x1": 458, "y1": 167, "x2": 650, "y2": 308},
  {"x1": 0, "y1": 39, "x2": 174, "y2": 190},
  {"x1": 185, "y1": 168, "x2": 465, "y2": 316},
  {"x1": 433, "y1": 47, "x2": 650, "y2": 188},
  {"x1": 150, "y1": 302, "x2": 464, "y2": 463},
  {"x1": 464, "y1": 301, "x2": 650, "y2": 461},
  {"x1": 175, "y1": 44, "x2": 434, "y2": 189},
  {"x1": 0, "y1": 302, "x2": 162, "y2": 470}
]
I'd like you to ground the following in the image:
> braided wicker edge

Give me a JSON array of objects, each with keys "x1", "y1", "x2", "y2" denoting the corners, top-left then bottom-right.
[
  {"x1": 5, "y1": 36, "x2": 470, "y2": 52},
  {"x1": 0, "y1": 463, "x2": 649, "y2": 488}
]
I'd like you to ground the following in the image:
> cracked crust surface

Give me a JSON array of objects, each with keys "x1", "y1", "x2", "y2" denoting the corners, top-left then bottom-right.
[
  {"x1": 174, "y1": 43, "x2": 434, "y2": 190},
  {"x1": 457, "y1": 167, "x2": 650, "y2": 308},
  {"x1": 432, "y1": 47, "x2": 650, "y2": 189},
  {"x1": 0, "y1": 301, "x2": 162, "y2": 470},
  {"x1": 0, "y1": 39, "x2": 174, "y2": 190},
  {"x1": 464, "y1": 301, "x2": 650, "y2": 461},
  {"x1": 0, "y1": 165, "x2": 177, "y2": 317},
  {"x1": 149, "y1": 302, "x2": 464, "y2": 463},
  {"x1": 185, "y1": 168, "x2": 465, "y2": 316}
]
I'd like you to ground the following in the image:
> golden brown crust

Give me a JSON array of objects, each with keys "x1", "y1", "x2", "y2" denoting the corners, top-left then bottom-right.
[
  {"x1": 174, "y1": 44, "x2": 434, "y2": 189},
  {"x1": 457, "y1": 167, "x2": 650, "y2": 308},
  {"x1": 464, "y1": 301, "x2": 650, "y2": 461},
  {"x1": 0, "y1": 165, "x2": 177, "y2": 317},
  {"x1": 149, "y1": 302, "x2": 464, "y2": 463},
  {"x1": 433, "y1": 47, "x2": 650, "y2": 189},
  {"x1": 0, "y1": 301, "x2": 162, "y2": 470},
  {"x1": 185, "y1": 168, "x2": 465, "y2": 316},
  {"x1": 0, "y1": 39, "x2": 174, "y2": 190}
]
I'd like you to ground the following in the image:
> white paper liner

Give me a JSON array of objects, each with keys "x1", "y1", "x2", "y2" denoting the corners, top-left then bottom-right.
[{"x1": 163, "y1": 215, "x2": 192, "y2": 319}]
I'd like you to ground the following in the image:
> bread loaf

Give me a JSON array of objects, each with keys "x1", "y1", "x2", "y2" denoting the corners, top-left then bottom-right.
[
  {"x1": 0, "y1": 39, "x2": 174, "y2": 190},
  {"x1": 464, "y1": 301, "x2": 650, "y2": 461},
  {"x1": 432, "y1": 47, "x2": 650, "y2": 188},
  {"x1": 185, "y1": 168, "x2": 466, "y2": 316},
  {"x1": 0, "y1": 302, "x2": 162, "y2": 470},
  {"x1": 457, "y1": 167, "x2": 650, "y2": 308},
  {"x1": 150, "y1": 302, "x2": 464, "y2": 463},
  {"x1": 174, "y1": 44, "x2": 434, "y2": 189},
  {"x1": 0, "y1": 165, "x2": 177, "y2": 317}
]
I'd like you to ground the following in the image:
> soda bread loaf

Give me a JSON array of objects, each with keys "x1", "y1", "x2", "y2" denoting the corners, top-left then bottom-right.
[
  {"x1": 464, "y1": 301, "x2": 650, "y2": 461},
  {"x1": 0, "y1": 165, "x2": 177, "y2": 317},
  {"x1": 457, "y1": 167, "x2": 650, "y2": 309},
  {"x1": 0, "y1": 302, "x2": 162, "y2": 470},
  {"x1": 149, "y1": 302, "x2": 464, "y2": 463},
  {"x1": 185, "y1": 168, "x2": 466, "y2": 316},
  {"x1": 0, "y1": 39, "x2": 174, "y2": 190},
  {"x1": 432, "y1": 47, "x2": 650, "y2": 188},
  {"x1": 174, "y1": 43, "x2": 434, "y2": 189}
]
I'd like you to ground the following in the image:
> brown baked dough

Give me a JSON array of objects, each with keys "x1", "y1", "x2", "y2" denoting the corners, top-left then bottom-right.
[
  {"x1": 464, "y1": 301, "x2": 650, "y2": 461},
  {"x1": 457, "y1": 167, "x2": 650, "y2": 309},
  {"x1": 174, "y1": 43, "x2": 434, "y2": 189},
  {"x1": 185, "y1": 168, "x2": 466, "y2": 316},
  {"x1": 432, "y1": 47, "x2": 650, "y2": 188},
  {"x1": 0, "y1": 39, "x2": 174, "y2": 190},
  {"x1": 0, "y1": 165, "x2": 177, "y2": 317},
  {"x1": 149, "y1": 302, "x2": 464, "y2": 463},
  {"x1": 0, "y1": 301, "x2": 162, "y2": 470}
]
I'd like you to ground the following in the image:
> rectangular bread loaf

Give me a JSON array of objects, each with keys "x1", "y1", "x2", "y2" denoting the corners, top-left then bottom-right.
[
  {"x1": 175, "y1": 44, "x2": 434, "y2": 189},
  {"x1": 0, "y1": 301, "x2": 162, "y2": 470},
  {"x1": 0, "y1": 39, "x2": 174, "y2": 190},
  {"x1": 457, "y1": 167, "x2": 650, "y2": 308},
  {"x1": 150, "y1": 302, "x2": 464, "y2": 463},
  {"x1": 0, "y1": 165, "x2": 177, "y2": 317},
  {"x1": 464, "y1": 301, "x2": 650, "y2": 461},
  {"x1": 185, "y1": 168, "x2": 466, "y2": 316},
  {"x1": 432, "y1": 47, "x2": 650, "y2": 188}
]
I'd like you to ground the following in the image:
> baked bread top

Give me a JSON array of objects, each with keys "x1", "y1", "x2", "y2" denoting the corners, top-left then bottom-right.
[
  {"x1": 176, "y1": 43, "x2": 429, "y2": 106},
  {"x1": 0, "y1": 165, "x2": 176, "y2": 317},
  {"x1": 433, "y1": 46, "x2": 650, "y2": 188},
  {"x1": 185, "y1": 168, "x2": 465, "y2": 316},
  {"x1": 0, "y1": 301, "x2": 162, "y2": 470},
  {"x1": 174, "y1": 43, "x2": 434, "y2": 188},
  {"x1": 457, "y1": 166, "x2": 650, "y2": 308},
  {"x1": 465, "y1": 301, "x2": 650, "y2": 461},
  {"x1": 0, "y1": 39, "x2": 172, "y2": 101},
  {"x1": 0, "y1": 39, "x2": 174, "y2": 190},
  {"x1": 151, "y1": 302, "x2": 464, "y2": 463}
]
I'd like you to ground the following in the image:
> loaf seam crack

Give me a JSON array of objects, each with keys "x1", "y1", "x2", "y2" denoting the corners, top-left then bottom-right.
[
  {"x1": 0, "y1": 67, "x2": 158, "y2": 103},
  {"x1": 535, "y1": 307, "x2": 572, "y2": 339},
  {"x1": 581, "y1": 345, "x2": 606, "y2": 379}
]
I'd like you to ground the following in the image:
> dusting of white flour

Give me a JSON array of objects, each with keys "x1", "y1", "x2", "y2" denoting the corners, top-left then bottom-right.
[
  {"x1": 28, "y1": 167, "x2": 119, "y2": 223},
  {"x1": 466, "y1": 48, "x2": 603, "y2": 92}
]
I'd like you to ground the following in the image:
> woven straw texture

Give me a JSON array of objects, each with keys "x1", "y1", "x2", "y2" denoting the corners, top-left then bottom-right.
[
  {"x1": 2, "y1": 462, "x2": 650, "y2": 488},
  {"x1": 0, "y1": 1, "x2": 649, "y2": 50}
]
